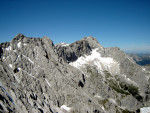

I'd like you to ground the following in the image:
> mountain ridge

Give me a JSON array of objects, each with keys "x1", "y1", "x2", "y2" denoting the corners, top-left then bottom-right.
[{"x1": 0, "y1": 34, "x2": 150, "y2": 113}]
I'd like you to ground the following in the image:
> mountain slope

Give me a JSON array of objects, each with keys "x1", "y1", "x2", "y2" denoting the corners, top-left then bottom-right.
[{"x1": 0, "y1": 34, "x2": 150, "y2": 113}]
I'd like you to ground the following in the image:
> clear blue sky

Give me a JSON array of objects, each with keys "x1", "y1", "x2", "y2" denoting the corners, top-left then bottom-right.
[{"x1": 0, "y1": 0, "x2": 150, "y2": 53}]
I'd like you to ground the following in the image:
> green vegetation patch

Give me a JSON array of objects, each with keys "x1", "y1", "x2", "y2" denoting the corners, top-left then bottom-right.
[
  {"x1": 108, "y1": 79, "x2": 129, "y2": 95},
  {"x1": 120, "y1": 83, "x2": 143, "y2": 101},
  {"x1": 121, "y1": 109, "x2": 135, "y2": 113}
]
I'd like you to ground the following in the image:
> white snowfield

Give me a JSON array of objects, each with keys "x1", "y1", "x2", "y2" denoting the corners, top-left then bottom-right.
[{"x1": 69, "y1": 48, "x2": 120, "y2": 75}]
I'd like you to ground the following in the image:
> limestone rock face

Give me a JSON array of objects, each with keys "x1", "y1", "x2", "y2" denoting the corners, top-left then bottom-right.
[{"x1": 0, "y1": 34, "x2": 150, "y2": 113}]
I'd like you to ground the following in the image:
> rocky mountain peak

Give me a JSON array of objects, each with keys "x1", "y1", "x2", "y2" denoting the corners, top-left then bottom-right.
[
  {"x1": 0, "y1": 34, "x2": 150, "y2": 113},
  {"x1": 82, "y1": 36, "x2": 98, "y2": 43},
  {"x1": 81, "y1": 36, "x2": 103, "y2": 49},
  {"x1": 13, "y1": 33, "x2": 25, "y2": 41},
  {"x1": 55, "y1": 36, "x2": 104, "y2": 63},
  {"x1": 41, "y1": 36, "x2": 54, "y2": 47},
  {"x1": 56, "y1": 37, "x2": 99, "y2": 63}
]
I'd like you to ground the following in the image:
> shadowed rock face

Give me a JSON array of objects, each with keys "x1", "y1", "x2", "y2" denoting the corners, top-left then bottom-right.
[
  {"x1": 0, "y1": 34, "x2": 150, "y2": 113},
  {"x1": 56, "y1": 39, "x2": 92, "y2": 63}
]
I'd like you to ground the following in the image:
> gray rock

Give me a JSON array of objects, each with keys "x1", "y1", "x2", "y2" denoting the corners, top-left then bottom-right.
[{"x1": 0, "y1": 34, "x2": 149, "y2": 113}]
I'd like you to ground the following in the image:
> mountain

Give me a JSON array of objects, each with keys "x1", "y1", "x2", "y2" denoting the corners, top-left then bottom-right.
[
  {"x1": 128, "y1": 53, "x2": 150, "y2": 66},
  {"x1": 0, "y1": 34, "x2": 150, "y2": 113}
]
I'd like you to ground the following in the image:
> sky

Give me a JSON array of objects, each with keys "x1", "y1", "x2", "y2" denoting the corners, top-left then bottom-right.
[{"x1": 0, "y1": 0, "x2": 150, "y2": 53}]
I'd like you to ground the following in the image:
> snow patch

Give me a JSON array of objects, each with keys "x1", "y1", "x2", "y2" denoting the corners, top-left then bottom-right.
[
  {"x1": 23, "y1": 43, "x2": 27, "y2": 46},
  {"x1": 2, "y1": 57, "x2": 5, "y2": 60},
  {"x1": 9, "y1": 64, "x2": 13, "y2": 68},
  {"x1": 102, "y1": 106, "x2": 105, "y2": 110},
  {"x1": 121, "y1": 74, "x2": 138, "y2": 86},
  {"x1": 60, "y1": 43, "x2": 70, "y2": 47},
  {"x1": 69, "y1": 48, "x2": 120, "y2": 74},
  {"x1": 140, "y1": 107, "x2": 150, "y2": 113},
  {"x1": 22, "y1": 54, "x2": 34, "y2": 64},
  {"x1": 6, "y1": 46, "x2": 12, "y2": 51},
  {"x1": 18, "y1": 68, "x2": 21, "y2": 70},
  {"x1": 60, "y1": 105, "x2": 71, "y2": 111},
  {"x1": 45, "y1": 79, "x2": 51, "y2": 87},
  {"x1": 94, "y1": 95, "x2": 103, "y2": 99},
  {"x1": 142, "y1": 68, "x2": 146, "y2": 72},
  {"x1": 17, "y1": 42, "x2": 21, "y2": 48}
]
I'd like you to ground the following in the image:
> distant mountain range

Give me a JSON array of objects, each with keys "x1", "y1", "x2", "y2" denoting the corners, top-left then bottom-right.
[{"x1": 128, "y1": 53, "x2": 150, "y2": 66}]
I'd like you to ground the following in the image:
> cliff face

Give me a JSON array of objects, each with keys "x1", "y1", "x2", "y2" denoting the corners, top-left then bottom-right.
[{"x1": 0, "y1": 34, "x2": 150, "y2": 113}]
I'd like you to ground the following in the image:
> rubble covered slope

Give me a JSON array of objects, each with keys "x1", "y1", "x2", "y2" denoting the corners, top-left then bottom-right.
[{"x1": 0, "y1": 34, "x2": 150, "y2": 113}]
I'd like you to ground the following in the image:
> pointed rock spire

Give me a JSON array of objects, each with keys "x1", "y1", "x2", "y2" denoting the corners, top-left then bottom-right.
[
  {"x1": 12, "y1": 33, "x2": 25, "y2": 42},
  {"x1": 15, "y1": 33, "x2": 25, "y2": 39},
  {"x1": 42, "y1": 36, "x2": 54, "y2": 47}
]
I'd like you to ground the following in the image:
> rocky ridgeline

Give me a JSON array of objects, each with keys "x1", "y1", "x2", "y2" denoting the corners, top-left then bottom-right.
[{"x1": 0, "y1": 34, "x2": 150, "y2": 113}]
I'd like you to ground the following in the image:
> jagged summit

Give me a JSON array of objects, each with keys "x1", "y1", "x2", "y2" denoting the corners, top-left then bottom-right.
[
  {"x1": 71, "y1": 36, "x2": 103, "y2": 49},
  {"x1": 15, "y1": 33, "x2": 24, "y2": 38},
  {"x1": 55, "y1": 36, "x2": 103, "y2": 63},
  {"x1": 13, "y1": 33, "x2": 53, "y2": 42},
  {"x1": 12, "y1": 34, "x2": 101, "y2": 50},
  {"x1": 13, "y1": 33, "x2": 25, "y2": 41},
  {"x1": 0, "y1": 34, "x2": 150, "y2": 113},
  {"x1": 82, "y1": 36, "x2": 99, "y2": 44},
  {"x1": 11, "y1": 34, "x2": 54, "y2": 48}
]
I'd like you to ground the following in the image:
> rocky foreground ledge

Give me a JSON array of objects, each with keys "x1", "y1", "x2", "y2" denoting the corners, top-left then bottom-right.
[{"x1": 0, "y1": 34, "x2": 150, "y2": 113}]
